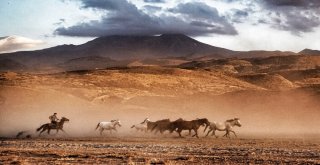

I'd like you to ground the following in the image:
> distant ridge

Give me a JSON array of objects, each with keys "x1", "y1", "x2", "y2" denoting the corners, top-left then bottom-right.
[
  {"x1": 0, "y1": 34, "x2": 315, "y2": 71},
  {"x1": 299, "y1": 49, "x2": 320, "y2": 55},
  {"x1": 0, "y1": 34, "x2": 234, "y2": 68}
]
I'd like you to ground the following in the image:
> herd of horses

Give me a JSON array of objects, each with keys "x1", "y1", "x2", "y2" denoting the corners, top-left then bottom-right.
[{"x1": 35, "y1": 117, "x2": 242, "y2": 138}]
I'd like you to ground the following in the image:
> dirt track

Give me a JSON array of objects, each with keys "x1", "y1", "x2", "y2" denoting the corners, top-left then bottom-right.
[{"x1": 1, "y1": 137, "x2": 319, "y2": 164}]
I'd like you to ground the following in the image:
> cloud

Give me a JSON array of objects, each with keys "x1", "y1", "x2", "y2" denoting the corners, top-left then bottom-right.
[
  {"x1": 259, "y1": 0, "x2": 320, "y2": 35},
  {"x1": 143, "y1": 5, "x2": 162, "y2": 13},
  {"x1": 219, "y1": 0, "x2": 320, "y2": 35},
  {"x1": 227, "y1": 9, "x2": 249, "y2": 23},
  {"x1": 55, "y1": 0, "x2": 237, "y2": 37},
  {"x1": 169, "y1": 2, "x2": 237, "y2": 35},
  {"x1": 261, "y1": 0, "x2": 320, "y2": 8},
  {"x1": 144, "y1": 0, "x2": 165, "y2": 3},
  {"x1": 0, "y1": 36, "x2": 44, "y2": 53}
]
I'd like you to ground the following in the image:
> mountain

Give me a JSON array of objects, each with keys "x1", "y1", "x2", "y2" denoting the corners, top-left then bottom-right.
[
  {"x1": 0, "y1": 58, "x2": 26, "y2": 71},
  {"x1": 0, "y1": 34, "x2": 312, "y2": 72},
  {"x1": 179, "y1": 55, "x2": 320, "y2": 74},
  {"x1": 0, "y1": 34, "x2": 235, "y2": 70},
  {"x1": 81, "y1": 34, "x2": 236, "y2": 59},
  {"x1": 299, "y1": 49, "x2": 320, "y2": 55},
  {"x1": 57, "y1": 56, "x2": 123, "y2": 71},
  {"x1": 232, "y1": 50, "x2": 296, "y2": 58}
]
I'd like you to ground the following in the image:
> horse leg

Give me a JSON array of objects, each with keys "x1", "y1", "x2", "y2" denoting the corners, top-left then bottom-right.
[
  {"x1": 222, "y1": 131, "x2": 227, "y2": 137},
  {"x1": 39, "y1": 128, "x2": 46, "y2": 136},
  {"x1": 47, "y1": 128, "x2": 51, "y2": 135},
  {"x1": 100, "y1": 129, "x2": 104, "y2": 136},
  {"x1": 112, "y1": 127, "x2": 117, "y2": 132},
  {"x1": 188, "y1": 130, "x2": 191, "y2": 136},
  {"x1": 206, "y1": 129, "x2": 212, "y2": 137},
  {"x1": 212, "y1": 130, "x2": 218, "y2": 138},
  {"x1": 192, "y1": 129, "x2": 199, "y2": 138},
  {"x1": 177, "y1": 130, "x2": 183, "y2": 138},
  {"x1": 223, "y1": 130, "x2": 230, "y2": 138},
  {"x1": 230, "y1": 130, "x2": 237, "y2": 137}
]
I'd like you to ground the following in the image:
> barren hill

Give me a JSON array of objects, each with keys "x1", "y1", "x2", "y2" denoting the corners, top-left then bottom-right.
[
  {"x1": 0, "y1": 67, "x2": 262, "y2": 103},
  {"x1": 0, "y1": 34, "x2": 311, "y2": 72},
  {"x1": 0, "y1": 34, "x2": 234, "y2": 71},
  {"x1": 299, "y1": 49, "x2": 320, "y2": 56}
]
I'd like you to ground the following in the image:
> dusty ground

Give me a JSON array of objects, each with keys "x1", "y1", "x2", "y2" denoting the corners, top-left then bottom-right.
[
  {"x1": 1, "y1": 137, "x2": 319, "y2": 164},
  {"x1": 0, "y1": 67, "x2": 319, "y2": 164}
]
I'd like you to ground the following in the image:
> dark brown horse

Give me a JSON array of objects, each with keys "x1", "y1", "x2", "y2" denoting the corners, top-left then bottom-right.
[
  {"x1": 141, "y1": 118, "x2": 170, "y2": 133},
  {"x1": 36, "y1": 117, "x2": 70, "y2": 136},
  {"x1": 151, "y1": 119, "x2": 172, "y2": 134},
  {"x1": 170, "y1": 118, "x2": 210, "y2": 138}
]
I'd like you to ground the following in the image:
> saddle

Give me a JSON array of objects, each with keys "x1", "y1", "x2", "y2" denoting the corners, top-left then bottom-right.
[{"x1": 49, "y1": 121, "x2": 59, "y2": 128}]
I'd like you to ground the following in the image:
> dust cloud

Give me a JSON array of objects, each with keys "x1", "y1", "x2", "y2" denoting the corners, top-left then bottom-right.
[{"x1": 0, "y1": 85, "x2": 319, "y2": 138}]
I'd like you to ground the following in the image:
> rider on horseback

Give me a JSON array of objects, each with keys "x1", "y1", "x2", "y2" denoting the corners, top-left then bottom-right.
[{"x1": 49, "y1": 113, "x2": 59, "y2": 126}]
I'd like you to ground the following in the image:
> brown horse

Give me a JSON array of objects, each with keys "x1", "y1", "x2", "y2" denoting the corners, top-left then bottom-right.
[
  {"x1": 151, "y1": 119, "x2": 172, "y2": 134},
  {"x1": 141, "y1": 118, "x2": 170, "y2": 133},
  {"x1": 170, "y1": 118, "x2": 210, "y2": 138},
  {"x1": 36, "y1": 117, "x2": 70, "y2": 136}
]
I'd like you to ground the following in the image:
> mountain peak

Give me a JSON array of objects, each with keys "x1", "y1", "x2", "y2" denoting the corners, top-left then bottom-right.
[{"x1": 299, "y1": 48, "x2": 320, "y2": 55}]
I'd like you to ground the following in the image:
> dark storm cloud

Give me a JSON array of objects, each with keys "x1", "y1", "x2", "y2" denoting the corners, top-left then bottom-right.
[
  {"x1": 221, "y1": 0, "x2": 320, "y2": 35},
  {"x1": 259, "y1": 0, "x2": 320, "y2": 35},
  {"x1": 170, "y1": 2, "x2": 222, "y2": 21},
  {"x1": 169, "y1": 2, "x2": 237, "y2": 34},
  {"x1": 227, "y1": 9, "x2": 249, "y2": 23},
  {"x1": 262, "y1": 0, "x2": 320, "y2": 8},
  {"x1": 55, "y1": 0, "x2": 237, "y2": 37}
]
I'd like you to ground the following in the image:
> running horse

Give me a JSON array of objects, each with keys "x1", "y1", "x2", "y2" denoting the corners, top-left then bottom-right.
[
  {"x1": 95, "y1": 119, "x2": 122, "y2": 135},
  {"x1": 170, "y1": 118, "x2": 210, "y2": 138},
  {"x1": 36, "y1": 117, "x2": 70, "y2": 136},
  {"x1": 205, "y1": 118, "x2": 242, "y2": 138}
]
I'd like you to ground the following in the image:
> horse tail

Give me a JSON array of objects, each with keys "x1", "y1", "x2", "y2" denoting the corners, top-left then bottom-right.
[
  {"x1": 36, "y1": 124, "x2": 46, "y2": 132},
  {"x1": 95, "y1": 122, "x2": 100, "y2": 130},
  {"x1": 131, "y1": 125, "x2": 135, "y2": 128}
]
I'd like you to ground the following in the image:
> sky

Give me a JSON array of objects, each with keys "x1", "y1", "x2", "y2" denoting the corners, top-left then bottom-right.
[{"x1": 0, "y1": 0, "x2": 320, "y2": 53}]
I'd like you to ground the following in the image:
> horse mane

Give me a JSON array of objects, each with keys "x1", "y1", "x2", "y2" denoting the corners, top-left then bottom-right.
[
  {"x1": 174, "y1": 118, "x2": 184, "y2": 122},
  {"x1": 141, "y1": 118, "x2": 150, "y2": 124},
  {"x1": 226, "y1": 118, "x2": 240, "y2": 122},
  {"x1": 226, "y1": 119, "x2": 235, "y2": 122},
  {"x1": 156, "y1": 119, "x2": 170, "y2": 122}
]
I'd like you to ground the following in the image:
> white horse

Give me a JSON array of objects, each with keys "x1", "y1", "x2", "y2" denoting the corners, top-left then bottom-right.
[
  {"x1": 95, "y1": 119, "x2": 122, "y2": 135},
  {"x1": 204, "y1": 118, "x2": 242, "y2": 138},
  {"x1": 131, "y1": 122, "x2": 147, "y2": 132}
]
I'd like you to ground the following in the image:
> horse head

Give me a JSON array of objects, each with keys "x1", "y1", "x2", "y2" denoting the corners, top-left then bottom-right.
[
  {"x1": 60, "y1": 117, "x2": 70, "y2": 122},
  {"x1": 141, "y1": 118, "x2": 150, "y2": 124},
  {"x1": 116, "y1": 120, "x2": 122, "y2": 127},
  {"x1": 112, "y1": 119, "x2": 122, "y2": 127},
  {"x1": 234, "y1": 118, "x2": 241, "y2": 127},
  {"x1": 198, "y1": 118, "x2": 210, "y2": 132}
]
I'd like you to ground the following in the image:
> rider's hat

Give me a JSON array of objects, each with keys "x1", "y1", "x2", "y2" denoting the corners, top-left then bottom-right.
[{"x1": 54, "y1": 113, "x2": 57, "y2": 115}]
